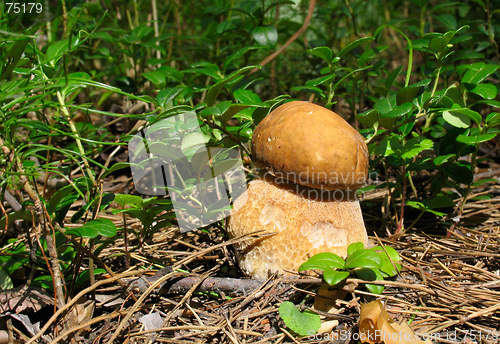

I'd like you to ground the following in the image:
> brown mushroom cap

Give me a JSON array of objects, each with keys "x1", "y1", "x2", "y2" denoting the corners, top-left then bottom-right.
[{"x1": 251, "y1": 101, "x2": 369, "y2": 190}]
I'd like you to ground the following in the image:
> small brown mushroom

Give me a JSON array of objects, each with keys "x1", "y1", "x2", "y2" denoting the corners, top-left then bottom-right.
[{"x1": 228, "y1": 101, "x2": 370, "y2": 279}]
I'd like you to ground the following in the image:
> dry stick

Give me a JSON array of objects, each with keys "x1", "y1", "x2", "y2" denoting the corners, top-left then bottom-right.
[
  {"x1": 14, "y1": 156, "x2": 66, "y2": 313},
  {"x1": 153, "y1": 272, "x2": 212, "y2": 336},
  {"x1": 171, "y1": 231, "x2": 270, "y2": 270},
  {"x1": 248, "y1": 0, "x2": 317, "y2": 76},
  {"x1": 26, "y1": 269, "x2": 145, "y2": 344},
  {"x1": 461, "y1": 301, "x2": 500, "y2": 322},
  {"x1": 105, "y1": 271, "x2": 181, "y2": 344},
  {"x1": 280, "y1": 327, "x2": 301, "y2": 344},
  {"x1": 109, "y1": 232, "x2": 270, "y2": 343},
  {"x1": 128, "y1": 326, "x2": 222, "y2": 338},
  {"x1": 49, "y1": 311, "x2": 123, "y2": 344}
]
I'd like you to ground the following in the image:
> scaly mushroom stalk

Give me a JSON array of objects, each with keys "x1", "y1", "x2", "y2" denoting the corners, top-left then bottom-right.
[{"x1": 228, "y1": 101, "x2": 370, "y2": 279}]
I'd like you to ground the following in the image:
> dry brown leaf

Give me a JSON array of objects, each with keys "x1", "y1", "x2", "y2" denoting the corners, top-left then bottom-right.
[
  {"x1": 313, "y1": 284, "x2": 346, "y2": 333},
  {"x1": 314, "y1": 283, "x2": 347, "y2": 313},
  {"x1": 0, "y1": 286, "x2": 53, "y2": 314},
  {"x1": 359, "y1": 300, "x2": 432, "y2": 344},
  {"x1": 63, "y1": 297, "x2": 95, "y2": 329}
]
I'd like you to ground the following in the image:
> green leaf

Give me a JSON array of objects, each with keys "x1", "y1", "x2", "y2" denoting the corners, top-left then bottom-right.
[
  {"x1": 114, "y1": 194, "x2": 144, "y2": 208},
  {"x1": 66, "y1": 227, "x2": 97, "y2": 238},
  {"x1": 290, "y1": 86, "x2": 326, "y2": 98},
  {"x1": 46, "y1": 32, "x2": 87, "y2": 64},
  {"x1": 206, "y1": 65, "x2": 261, "y2": 107},
  {"x1": 467, "y1": 83, "x2": 497, "y2": 100},
  {"x1": 337, "y1": 37, "x2": 374, "y2": 58},
  {"x1": 234, "y1": 89, "x2": 262, "y2": 104},
  {"x1": 373, "y1": 95, "x2": 396, "y2": 115},
  {"x1": 305, "y1": 74, "x2": 335, "y2": 87},
  {"x1": 344, "y1": 249, "x2": 381, "y2": 269},
  {"x1": 156, "y1": 66, "x2": 184, "y2": 83},
  {"x1": 215, "y1": 101, "x2": 232, "y2": 115},
  {"x1": 433, "y1": 154, "x2": 455, "y2": 165},
  {"x1": 190, "y1": 65, "x2": 224, "y2": 79},
  {"x1": 462, "y1": 63, "x2": 499, "y2": 84},
  {"x1": 356, "y1": 109, "x2": 379, "y2": 128},
  {"x1": 251, "y1": 26, "x2": 278, "y2": 48},
  {"x1": 307, "y1": 46, "x2": 333, "y2": 64},
  {"x1": 73, "y1": 269, "x2": 106, "y2": 289},
  {"x1": 71, "y1": 202, "x2": 92, "y2": 223},
  {"x1": 0, "y1": 269, "x2": 14, "y2": 290},
  {"x1": 0, "y1": 30, "x2": 32, "y2": 81},
  {"x1": 442, "y1": 110, "x2": 470, "y2": 128},
  {"x1": 143, "y1": 71, "x2": 166, "y2": 89},
  {"x1": 457, "y1": 133, "x2": 496, "y2": 145},
  {"x1": 223, "y1": 46, "x2": 260, "y2": 71},
  {"x1": 100, "y1": 162, "x2": 142, "y2": 180},
  {"x1": 48, "y1": 186, "x2": 74, "y2": 214},
  {"x1": 385, "y1": 65, "x2": 402, "y2": 89},
  {"x1": 486, "y1": 113, "x2": 500, "y2": 126},
  {"x1": 396, "y1": 79, "x2": 431, "y2": 105},
  {"x1": 220, "y1": 103, "x2": 268, "y2": 127},
  {"x1": 472, "y1": 178, "x2": 498, "y2": 187},
  {"x1": 217, "y1": 21, "x2": 237, "y2": 34},
  {"x1": 67, "y1": 218, "x2": 117, "y2": 239},
  {"x1": 370, "y1": 246, "x2": 401, "y2": 262},
  {"x1": 347, "y1": 242, "x2": 365, "y2": 256},
  {"x1": 406, "y1": 201, "x2": 446, "y2": 216},
  {"x1": 298, "y1": 252, "x2": 345, "y2": 271},
  {"x1": 400, "y1": 137, "x2": 434, "y2": 159},
  {"x1": 444, "y1": 162, "x2": 473, "y2": 184},
  {"x1": 355, "y1": 268, "x2": 385, "y2": 294},
  {"x1": 428, "y1": 194, "x2": 456, "y2": 209},
  {"x1": 278, "y1": 301, "x2": 321, "y2": 336},
  {"x1": 19, "y1": 119, "x2": 51, "y2": 133},
  {"x1": 378, "y1": 256, "x2": 402, "y2": 278},
  {"x1": 454, "y1": 108, "x2": 481, "y2": 125},
  {"x1": 157, "y1": 87, "x2": 185, "y2": 107},
  {"x1": 384, "y1": 102, "x2": 413, "y2": 118},
  {"x1": 477, "y1": 100, "x2": 500, "y2": 109},
  {"x1": 55, "y1": 192, "x2": 80, "y2": 225},
  {"x1": 323, "y1": 269, "x2": 350, "y2": 286},
  {"x1": 445, "y1": 84, "x2": 465, "y2": 107},
  {"x1": 428, "y1": 31, "x2": 454, "y2": 53},
  {"x1": 200, "y1": 106, "x2": 222, "y2": 118},
  {"x1": 434, "y1": 14, "x2": 457, "y2": 30},
  {"x1": 180, "y1": 132, "x2": 211, "y2": 155}
]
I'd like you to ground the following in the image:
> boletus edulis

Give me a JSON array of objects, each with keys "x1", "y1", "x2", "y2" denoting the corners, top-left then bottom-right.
[{"x1": 228, "y1": 101, "x2": 370, "y2": 279}]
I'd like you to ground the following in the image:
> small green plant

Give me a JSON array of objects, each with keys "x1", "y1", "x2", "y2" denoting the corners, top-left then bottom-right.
[
  {"x1": 278, "y1": 301, "x2": 321, "y2": 337},
  {"x1": 299, "y1": 243, "x2": 401, "y2": 294},
  {"x1": 279, "y1": 243, "x2": 401, "y2": 336}
]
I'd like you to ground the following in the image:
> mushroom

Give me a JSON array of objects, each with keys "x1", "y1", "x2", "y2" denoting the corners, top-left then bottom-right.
[{"x1": 227, "y1": 101, "x2": 370, "y2": 279}]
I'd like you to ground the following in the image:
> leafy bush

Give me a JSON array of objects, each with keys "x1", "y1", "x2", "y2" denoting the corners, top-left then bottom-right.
[
  {"x1": 299, "y1": 242, "x2": 402, "y2": 294},
  {"x1": 0, "y1": 0, "x2": 499, "y2": 302}
]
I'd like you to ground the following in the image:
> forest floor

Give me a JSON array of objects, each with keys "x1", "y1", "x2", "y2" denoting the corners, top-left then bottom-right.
[{"x1": 3, "y1": 173, "x2": 500, "y2": 343}]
